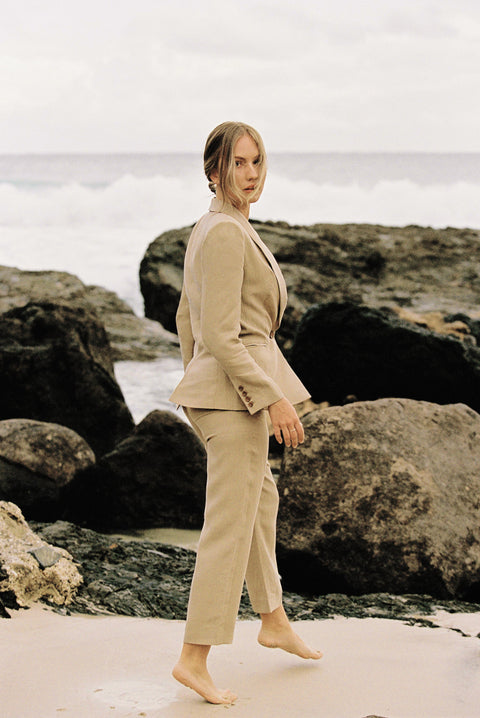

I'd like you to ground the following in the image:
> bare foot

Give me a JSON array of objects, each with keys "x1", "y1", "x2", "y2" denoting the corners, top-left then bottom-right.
[
  {"x1": 257, "y1": 625, "x2": 323, "y2": 659},
  {"x1": 172, "y1": 662, "x2": 237, "y2": 704},
  {"x1": 258, "y1": 607, "x2": 323, "y2": 659}
]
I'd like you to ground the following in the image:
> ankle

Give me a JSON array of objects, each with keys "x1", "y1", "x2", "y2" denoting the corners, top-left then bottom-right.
[
  {"x1": 178, "y1": 643, "x2": 211, "y2": 667},
  {"x1": 260, "y1": 606, "x2": 290, "y2": 631}
]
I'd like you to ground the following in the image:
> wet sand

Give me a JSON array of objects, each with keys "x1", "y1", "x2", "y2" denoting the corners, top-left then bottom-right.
[{"x1": 1, "y1": 606, "x2": 479, "y2": 718}]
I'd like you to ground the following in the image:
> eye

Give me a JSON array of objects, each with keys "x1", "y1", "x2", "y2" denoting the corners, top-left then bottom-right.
[{"x1": 254, "y1": 158, "x2": 260, "y2": 165}]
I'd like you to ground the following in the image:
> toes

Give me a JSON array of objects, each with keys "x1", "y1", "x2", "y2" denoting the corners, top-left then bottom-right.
[{"x1": 219, "y1": 689, "x2": 237, "y2": 704}]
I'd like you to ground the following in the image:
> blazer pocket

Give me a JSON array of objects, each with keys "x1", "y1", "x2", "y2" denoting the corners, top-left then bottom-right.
[{"x1": 244, "y1": 343, "x2": 271, "y2": 372}]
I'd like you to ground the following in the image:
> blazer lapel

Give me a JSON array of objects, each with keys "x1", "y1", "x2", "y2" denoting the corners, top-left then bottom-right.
[{"x1": 209, "y1": 198, "x2": 288, "y2": 326}]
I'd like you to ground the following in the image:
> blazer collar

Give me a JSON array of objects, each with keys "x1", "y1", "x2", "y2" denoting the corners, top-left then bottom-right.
[{"x1": 208, "y1": 197, "x2": 287, "y2": 326}]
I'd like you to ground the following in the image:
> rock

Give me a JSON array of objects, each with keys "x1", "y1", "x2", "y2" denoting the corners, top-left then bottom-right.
[
  {"x1": 0, "y1": 302, "x2": 134, "y2": 457},
  {"x1": 83, "y1": 284, "x2": 180, "y2": 361},
  {"x1": 139, "y1": 222, "x2": 480, "y2": 352},
  {"x1": 0, "y1": 265, "x2": 87, "y2": 314},
  {"x1": 278, "y1": 264, "x2": 331, "y2": 350},
  {"x1": 0, "y1": 596, "x2": 10, "y2": 618},
  {"x1": 446, "y1": 312, "x2": 480, "y2": 346},
  {"x1": 30, "y1": 520, "x2": 480, "y2": 622},
  {"x1": 62, "y1": 410, "x2": 206, "y2": 530},
  {"x1": 0, "y1": 419, "x2": 95, "y2": 521},
  {"x1": 0, "y1": 502, "x2": 82, "y2": 609},
  {"x1": 139, "y1": 227, "x2": 191, "y2": 334},
  {"x1": 28, "y1": 545, "x2": 62, "y2": 569},
  {"x1": 0, "y1": 265, "x2": 179, "y2": 361},
  {"x1": 276, "y1": 399, "x2": 480, "y2": 599},
  {"x1": 289, "y1": 302, "x2": 480, "y2": 413},
  {"x1": 392, "y1": 307, "x2": 473, "y2": 342}
]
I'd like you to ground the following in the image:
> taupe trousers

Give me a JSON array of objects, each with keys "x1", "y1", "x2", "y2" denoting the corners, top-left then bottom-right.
[{"x1": 184, "y1": 406, "x2": 282, "y2": 646}]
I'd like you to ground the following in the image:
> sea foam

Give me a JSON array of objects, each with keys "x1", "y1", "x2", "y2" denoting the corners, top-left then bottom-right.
[{"x1": 1, "y1": 171, "x2": 480, "y2": 230}]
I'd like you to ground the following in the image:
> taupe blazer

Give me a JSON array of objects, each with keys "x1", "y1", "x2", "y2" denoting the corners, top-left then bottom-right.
[{"x1": 169, "y1": 197, "x2": 310, "y2": 414}]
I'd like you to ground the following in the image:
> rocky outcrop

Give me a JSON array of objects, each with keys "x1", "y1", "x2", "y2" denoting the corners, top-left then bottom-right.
[
  {"x1": 30, "y1": 520, "x2": 480, "y2": 623},
  {"x1": 139, "y1": 222, "x2": 480, "y2": 351},
  {"x1": 289, "y1": 302, "x2": 480, "y2": 412},
  {"x1": 139, "y1": 227, "x2": 191, "y2": 334},
  {"x1": 0, "y1": 419, "x2": 95, "y2": 521},
  {"x1": 0, "y1": 502, "x2": 82, "y2": 613},
  {"x1": 0, "y1": 265, "x2": 179, "y2": 361},
  {"x1": 83, "y1": 284, "x2": 179, "y2": 361},
  {"x1": 0, "y1": 301, "x2": 134, "y2": 457},
  {"x1": 276, "y1": 399, "x2": 480, "y2": 600},
  {"x1": 62, "y1": 410, "x2": 206, "y2": 530}
]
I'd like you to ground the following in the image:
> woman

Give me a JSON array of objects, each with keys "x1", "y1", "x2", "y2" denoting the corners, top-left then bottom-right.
[{"x1": 170, "y1": 121, "x2": 322, "y2": 705}]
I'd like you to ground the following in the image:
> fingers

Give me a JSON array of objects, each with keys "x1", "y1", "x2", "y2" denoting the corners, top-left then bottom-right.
[
  {"x1": 286, "y1": 419, "x2": 304, "y2": 448},
  {"x1": 268, "y1": 398, "x2": 305, "y2": 448},
  {"x1": 275, "y1": 419, "x2": 304, "y2": 448},
  {"x1": 294, "y1": 419, "x2": 305, "y2": 445}
]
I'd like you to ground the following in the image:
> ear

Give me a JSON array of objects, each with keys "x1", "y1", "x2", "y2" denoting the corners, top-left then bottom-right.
[{"x1": 210, "y1": 169, "x2": 219, "y2": 184}]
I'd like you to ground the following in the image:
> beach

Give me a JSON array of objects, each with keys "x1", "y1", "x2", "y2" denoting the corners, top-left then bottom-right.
[
  {"x1": 1, "y1": 606, "x2": 480, "y2": 718},
  {"x1": 2, "y1": 152, "x2": 480, "y2": 717}
]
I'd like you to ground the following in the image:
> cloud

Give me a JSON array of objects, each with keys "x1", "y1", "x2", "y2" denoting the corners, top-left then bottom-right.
[{"x1": 1, "y1": 0, "x2": 480, "y2": 151}]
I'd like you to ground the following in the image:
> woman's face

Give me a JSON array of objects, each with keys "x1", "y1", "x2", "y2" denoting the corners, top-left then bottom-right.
[
  {"x1": 232, "y1": 133, "x2": 263, "y2": 205},
  {"x1": 211, "y1": 133, "x2": 264, "y2": 213}
]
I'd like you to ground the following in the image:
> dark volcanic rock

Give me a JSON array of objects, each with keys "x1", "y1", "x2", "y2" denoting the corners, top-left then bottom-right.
[
  {"x1": 0, "y1": 419, "x2": 95, "y2": 521},
  {"x1": 84, "y1": 284, "x2": 180, "y2": 360},
  {"x1": 139, "y1": 221, "x2": 480, "y2": 352},
  {"x1": 139, "y1": 227, "x2": 192, "y2": 334},
  {"x1": 33, "y1": 520, "x2": 194, "y2": 618},
  {"x1": 446, "y1": 312, "x2": 480, "y2": 346},
  {"x1": 289, "y1": 301, "x2": 480, "y2": 412},
  {"x1": 0, "y1": 265, "x2": 179, "y2": 361},
  {"x1": 62, "y1": 410, "x2": 206, "y2": 530},
  {"x1": 0, "y1": 302, "x2": 134, "y2": 457},
  {"x1": 0, "y1": 596, "x2": 11, "y2": 618},
  {"x1": 30, "y1": 520, "x2": 480, "y2": 625},
  {"x1": 277, "y1": 399, "x2": 480, "y2": 600}
]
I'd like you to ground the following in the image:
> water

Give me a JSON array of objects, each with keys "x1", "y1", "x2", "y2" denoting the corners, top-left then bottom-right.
[
  {"x1": 1, "y1": 152, "x2": 479, "y2": 419},
  {"x1": 114, "y1": 357, "x2": 185, "y2": 423}
]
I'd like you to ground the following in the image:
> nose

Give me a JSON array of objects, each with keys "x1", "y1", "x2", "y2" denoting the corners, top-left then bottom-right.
[{"x1": 248, "y1": 162, "x2": 258, "y2": 180}]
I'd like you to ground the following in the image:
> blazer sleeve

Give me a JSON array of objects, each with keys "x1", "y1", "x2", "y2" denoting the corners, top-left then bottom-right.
[
  {"x1": 175, "y1": 284, "x2": 194, "y2": 370},
  {"x1": 200, "y1": 221, "x2": 284, "y2": 414}
]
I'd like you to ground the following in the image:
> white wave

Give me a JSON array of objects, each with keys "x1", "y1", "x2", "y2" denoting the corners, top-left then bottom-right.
[
  {"x1": 260, "y1": 175, "x2": 480, "y2": 229},
  {"x1": 0, "y1": 173, "x2": 207, "y2": 230},
  {"x1": 115, "y1": 357, "x2": 184, "y2": 424},
  {"x1": 1, "y1": 171, "x2": 480, "y2": 230}
]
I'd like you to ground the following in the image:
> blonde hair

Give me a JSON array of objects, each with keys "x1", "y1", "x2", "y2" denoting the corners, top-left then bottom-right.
[{"x1": 203, "y1": 121, "x2": 267, "y2": 209}]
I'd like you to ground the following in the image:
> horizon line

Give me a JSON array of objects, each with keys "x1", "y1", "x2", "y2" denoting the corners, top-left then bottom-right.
[{"x1": 1, "y1": 149, "x2": 480, "y2": 156}]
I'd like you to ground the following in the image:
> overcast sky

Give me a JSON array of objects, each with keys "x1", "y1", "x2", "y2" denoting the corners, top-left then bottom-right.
[{"x1": 2, "y1": 0, "x2": 480, "y2": 153}]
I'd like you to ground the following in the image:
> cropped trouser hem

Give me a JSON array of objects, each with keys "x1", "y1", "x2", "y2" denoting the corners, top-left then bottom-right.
[{"x1": 183, "y1": 406, "x2": 283, "y2": 646}]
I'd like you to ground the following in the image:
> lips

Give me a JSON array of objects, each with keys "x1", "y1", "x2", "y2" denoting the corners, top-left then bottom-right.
[{"x1": 244, "y1": 186, "x2": 256, "y2": 191}]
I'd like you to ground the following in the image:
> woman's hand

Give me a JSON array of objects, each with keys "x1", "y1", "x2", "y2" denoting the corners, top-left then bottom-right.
[{"x1": 268, "y1": 398, "x2": 305, "y2": 448}]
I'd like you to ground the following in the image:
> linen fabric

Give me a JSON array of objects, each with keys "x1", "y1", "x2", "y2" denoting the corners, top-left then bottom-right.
[{"x1": 183, "y1": 406, "x2": 282, "y2": 645}]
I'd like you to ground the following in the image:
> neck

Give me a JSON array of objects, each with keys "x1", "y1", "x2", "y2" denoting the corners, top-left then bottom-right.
[{"x1": 215, "y1": 189, "x2": 249, "y2": 219}]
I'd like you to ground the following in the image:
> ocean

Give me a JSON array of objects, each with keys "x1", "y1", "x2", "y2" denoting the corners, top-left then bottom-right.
[{"x1": 1, "y1": 152, "x2": 479, "y2": 422}]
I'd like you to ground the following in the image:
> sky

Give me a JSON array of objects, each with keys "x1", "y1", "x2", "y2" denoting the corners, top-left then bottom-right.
[{"x1": 1, "y1": 0, "x2": 480, "y2": 153}]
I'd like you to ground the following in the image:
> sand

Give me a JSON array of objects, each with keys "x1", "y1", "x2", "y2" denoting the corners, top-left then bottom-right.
[{"x1": 1, "y1": 607, "x2": 479, "y2": 718}]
